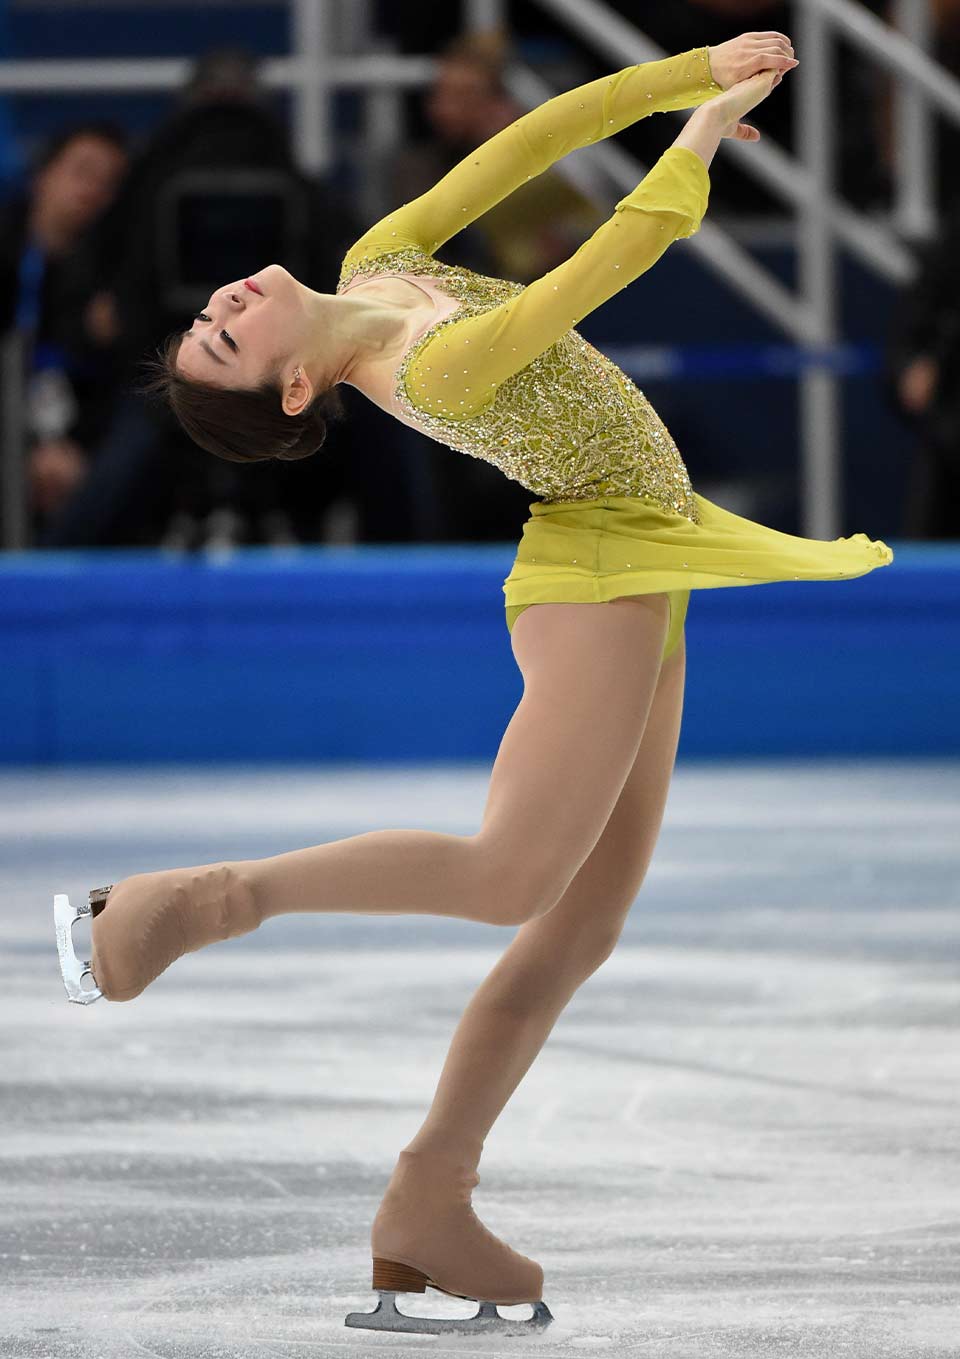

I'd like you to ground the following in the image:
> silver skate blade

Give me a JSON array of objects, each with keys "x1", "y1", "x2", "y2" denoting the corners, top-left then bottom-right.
[
  {"x1": 53, "y1": 894, "x2": 102, "y2": 1004},
  {"x1": 344, "y1": 1289, "x2": 553, "y2": 1336}
]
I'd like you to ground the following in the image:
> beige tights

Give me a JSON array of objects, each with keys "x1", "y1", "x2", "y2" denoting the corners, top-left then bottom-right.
[
  {"x1": 241, "y1": 595, "x2": 673, "y2": 926},
  {"x1": 243, "y1": 600, "x2": 679, "y2": 1174},
  {"x1": 372, "y1": 615, "x2": 687, "y2": 1301},
  {"x1": 92, "y1": 598, "x2": 672, "y2": 995},
  {"x1": 90, "y1": 597, "x2": 685, "y2": 1300},
  {"x1": 402, "y1": 618, "x2": 686, "y2": 1163}
]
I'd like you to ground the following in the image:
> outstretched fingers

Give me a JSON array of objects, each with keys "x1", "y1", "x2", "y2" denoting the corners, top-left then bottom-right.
[{"x1": 747, "y1": 31, "x2": 797, "y2": 76}]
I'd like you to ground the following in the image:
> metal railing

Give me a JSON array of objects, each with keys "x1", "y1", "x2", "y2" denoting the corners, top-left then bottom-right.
[{"x1": 0, "y1": 0, "x2": 955, "y2": 544}]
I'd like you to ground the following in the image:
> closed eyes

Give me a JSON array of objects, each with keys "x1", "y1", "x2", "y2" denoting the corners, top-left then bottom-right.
[{"x1": 194, "y1": 312, "x2": 237, "y2": 353}]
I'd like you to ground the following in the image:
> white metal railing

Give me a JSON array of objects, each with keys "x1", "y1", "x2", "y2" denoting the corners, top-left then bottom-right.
[
  {"x1": 0, "y1": 53, "x2": 436, "y2": 177},
  {"x1": 0, "y1": 54, "x2": 435, "y2": 95},
  {"x1": 891, "y1": 0, "x2": 937, "y2": 238},
  {"x1": 0, "y1": 0, "x2": 954, "y2": 544}
]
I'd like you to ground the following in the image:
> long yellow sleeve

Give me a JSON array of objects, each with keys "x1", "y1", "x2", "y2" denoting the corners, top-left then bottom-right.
[
  {"x1": 406, "y1": 143, "x2": 711, "y2": 418},
  {"x1": 340, "y1": 46, "x2": 722, "y2": 271}
]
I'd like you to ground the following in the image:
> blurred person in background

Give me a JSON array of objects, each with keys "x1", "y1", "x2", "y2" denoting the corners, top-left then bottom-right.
[
  {"x1": 40, "y1": 48, "x2": 329, "y2": 548},
  {"x1": 41, "y1": 46, "x2": 423, "y2": 550},
  {"x1": 886, "y1": 197, "x2": 960, "y2": 538},
  {"x1": 0, "y1": 122, "x2": 129, "y2": 537},
  {"x1": 395, "y1": 29, "x2": 607, "y2": 285}
]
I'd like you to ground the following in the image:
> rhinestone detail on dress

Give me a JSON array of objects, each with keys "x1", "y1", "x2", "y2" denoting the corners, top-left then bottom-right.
[{"x1": 337, "y1": 246, "x2": 700, "y2": 523}]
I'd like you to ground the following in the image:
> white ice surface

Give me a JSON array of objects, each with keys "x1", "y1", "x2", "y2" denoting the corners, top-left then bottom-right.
[{"x1": 1, "y1": 760, "x2": 958, "y2": 1358}]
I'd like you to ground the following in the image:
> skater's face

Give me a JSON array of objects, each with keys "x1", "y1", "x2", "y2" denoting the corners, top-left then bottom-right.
[{"x1": 176, "y1": 263, "x2": 309, "y2": 393}]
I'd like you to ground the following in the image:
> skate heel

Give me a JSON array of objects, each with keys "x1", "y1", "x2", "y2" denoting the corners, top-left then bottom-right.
[
  {"x1": 89, "y1": 884, "x2": 113, "y2": 916},
  {"x1": 53, "y1": 884, "x2": 114, "y2": 1005},
  {"x1": 372, "y1": 1258, "x2": 429, "y2": 1293}
]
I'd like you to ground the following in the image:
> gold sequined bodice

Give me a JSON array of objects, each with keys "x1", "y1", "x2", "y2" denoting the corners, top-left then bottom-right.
[
  {"x1": 336, "y1": 45, "x2": 723, "y2": 524},
  {"x1": 338, "y1": 245, "x2": 700, "y2": 520}
]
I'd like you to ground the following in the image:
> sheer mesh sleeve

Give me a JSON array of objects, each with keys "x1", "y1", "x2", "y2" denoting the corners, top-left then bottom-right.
[
  {"x1": 405, "y1": 144, "x2": 711, "y2": 419},
  {"x1": 339, "y1": 46, "x2": 721, "y2": 274}
]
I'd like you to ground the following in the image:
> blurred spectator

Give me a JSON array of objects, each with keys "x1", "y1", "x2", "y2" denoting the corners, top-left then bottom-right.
[
  {"x1": 38, "y1": 46, "x2": 432, "y2": 550},
  {"x1": 885, "y1": 199, "x2": 960, "y2": 538},
  {"x1": 0, "y1": 121, "x2": 129, "y2": 535},
  {"x1": 394, "y1": 29, "x2": 607, "y2": 284}
]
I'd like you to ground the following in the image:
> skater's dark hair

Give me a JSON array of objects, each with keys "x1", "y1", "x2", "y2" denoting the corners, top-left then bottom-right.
[{"x1": 137, "y1": 330, "x2": 345, "y2": 464}]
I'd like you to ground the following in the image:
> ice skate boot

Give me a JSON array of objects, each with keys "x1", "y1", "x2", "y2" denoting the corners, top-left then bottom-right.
[
  {"x1": 345, "y1": 1147, "x2": 553, "y2": 1336},
  {"x1": 54, "y1": 862, "x2": 260, "y2": 1003}
]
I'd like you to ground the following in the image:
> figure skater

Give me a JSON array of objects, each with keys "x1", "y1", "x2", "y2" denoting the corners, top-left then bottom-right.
[{"x1": 54, "y1": 31, "x2": 893, "y2": 1337}]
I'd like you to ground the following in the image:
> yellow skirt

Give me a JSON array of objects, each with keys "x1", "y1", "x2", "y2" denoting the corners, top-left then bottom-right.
[{"x1": 502, "y1": 490, "x2": 895, "y2": 662}]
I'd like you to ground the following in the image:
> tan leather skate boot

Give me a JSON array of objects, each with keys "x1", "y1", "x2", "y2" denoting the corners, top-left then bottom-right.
[
  {"x1": 86, "y1": 861, "x2": 260, "y2": 1002},
  {"x1": 369, "y1": 1146, "x2": 544, "y2": 1307}
]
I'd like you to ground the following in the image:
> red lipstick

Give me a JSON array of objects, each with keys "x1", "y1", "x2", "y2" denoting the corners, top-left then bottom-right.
[{"x1": 244, "y1": 278, "x2": 263, "y2": 295}]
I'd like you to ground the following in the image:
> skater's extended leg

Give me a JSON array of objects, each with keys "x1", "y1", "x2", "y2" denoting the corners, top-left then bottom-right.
[
  {"x1": 89, "y1": 596, "x2": 670, "y2": 1002},
  {"x1": 245, "y1": 596, "x2": 671, "y2": 927},
  {"x1": 371, "y1": 632, "x2": 686, "y2": 1301}
]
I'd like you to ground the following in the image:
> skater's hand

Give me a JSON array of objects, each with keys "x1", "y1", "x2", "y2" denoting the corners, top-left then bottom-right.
[
  {"x1": 707, "y1": 31, "x2": 798, "y2": 91},
  {"x1": 704, "y1": 66, "x2": 789, "y2": 143}
]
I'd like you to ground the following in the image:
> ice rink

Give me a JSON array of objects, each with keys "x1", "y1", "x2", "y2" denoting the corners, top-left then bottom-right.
[{"x1": 2, "y1": 760, "x2": 958, "y2": 1358}]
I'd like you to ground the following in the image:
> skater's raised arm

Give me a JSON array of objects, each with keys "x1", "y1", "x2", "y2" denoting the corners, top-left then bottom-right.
[
  {"x1": 403, "y1": 66, "x2": 788, "y2": 420},
  {"x1": 340, "y1": 47, "x2": 724, "y2": 277},
  {"x1": 340, "y1": 32, "x2": 797, "y2": 277}
]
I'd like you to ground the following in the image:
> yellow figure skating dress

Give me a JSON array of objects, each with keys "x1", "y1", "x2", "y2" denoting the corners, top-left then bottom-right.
[{"x1": 337, "y1": 46, "x2": 893, "y2": 661}]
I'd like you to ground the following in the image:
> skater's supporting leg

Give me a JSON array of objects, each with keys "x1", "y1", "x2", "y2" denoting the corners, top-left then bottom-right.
[
  {"x1": 369, "y1": 634, "x2": 686, "y2": 1299},
  {"x1": 90, "y1": 596, "x2": 669, "y2": 1000},
  {"x1": 400, "y1": 632, "x2": 685, "y2": 1164}
]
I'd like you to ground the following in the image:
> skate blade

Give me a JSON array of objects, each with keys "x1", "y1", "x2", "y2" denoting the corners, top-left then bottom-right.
[
  {"x1": 344, "y1": 1289, "x2": 553, "y2": 1336},
  {"x1": 54, "y1": 893, "x2": 103, "y2": 1004}
]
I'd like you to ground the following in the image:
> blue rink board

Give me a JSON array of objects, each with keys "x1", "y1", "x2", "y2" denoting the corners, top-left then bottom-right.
[{"x1": 0, "y1": 543, "x2": 955, "y2": 763}]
